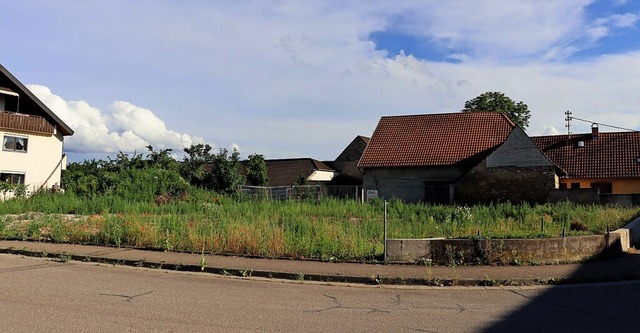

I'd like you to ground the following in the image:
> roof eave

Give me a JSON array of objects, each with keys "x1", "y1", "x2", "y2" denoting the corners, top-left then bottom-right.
[{"x1": 0, "y1": 64, "x2": 74, "y2": 136}]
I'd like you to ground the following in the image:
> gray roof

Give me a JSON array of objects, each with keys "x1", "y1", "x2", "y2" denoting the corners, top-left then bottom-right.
[{"x1": 486, "y1": 127, "x2": 554, "y2": 168}]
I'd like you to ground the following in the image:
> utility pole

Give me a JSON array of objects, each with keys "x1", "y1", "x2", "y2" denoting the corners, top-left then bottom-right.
[{"x1": 564, "y1": 110, "x2": 572, "y2": 136}]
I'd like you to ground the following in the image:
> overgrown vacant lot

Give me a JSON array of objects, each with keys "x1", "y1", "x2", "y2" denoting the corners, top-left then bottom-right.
[{"x1": 0, "y1": 191, "x2": 638, "y2": 261}]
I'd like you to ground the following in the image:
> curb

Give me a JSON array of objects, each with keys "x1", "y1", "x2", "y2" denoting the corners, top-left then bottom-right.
[{"x1": 5, "y1": 246, "x2": 639, "y2": 287}]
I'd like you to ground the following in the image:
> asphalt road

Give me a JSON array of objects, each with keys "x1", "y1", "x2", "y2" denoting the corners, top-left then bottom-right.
[{"x1": 1, "y1": 254, "x2": 638, "y2": 333}]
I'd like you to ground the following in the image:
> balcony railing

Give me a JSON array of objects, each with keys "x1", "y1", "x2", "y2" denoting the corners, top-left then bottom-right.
[{"x1": 0, "y1": 111, "x2": 54, "y2": 135}]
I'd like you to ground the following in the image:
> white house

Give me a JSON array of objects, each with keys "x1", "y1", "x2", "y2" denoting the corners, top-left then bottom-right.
[{"x1": 0, "y1": 64, "x2": 74, "y2": 198}]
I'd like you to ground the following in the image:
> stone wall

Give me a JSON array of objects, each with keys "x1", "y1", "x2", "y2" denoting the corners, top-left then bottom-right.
[
  {"x1": 456, "y1": 161, "x2": 557, "y2": 204},
  {"x1": 386, "y1": 233, "x2": 623, "y2": 265}
]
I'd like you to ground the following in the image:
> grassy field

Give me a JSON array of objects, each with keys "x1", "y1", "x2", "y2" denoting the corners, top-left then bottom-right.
[{"x1": 0, "y1": 190, "x2": 638, "y2": 261}]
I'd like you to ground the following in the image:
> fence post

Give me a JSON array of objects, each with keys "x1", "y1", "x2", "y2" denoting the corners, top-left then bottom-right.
[{"x1": 384, "y1": 200, "x2": 388, "y2": 263}]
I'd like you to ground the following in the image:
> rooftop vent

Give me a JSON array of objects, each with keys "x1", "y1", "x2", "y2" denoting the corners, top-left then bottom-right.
[
  {"x1": 576, "y1": 141, "x2": 585, "y2": 148},
  {"x1": 591, "y1": 123, "x2": 599, "y2": 140}
]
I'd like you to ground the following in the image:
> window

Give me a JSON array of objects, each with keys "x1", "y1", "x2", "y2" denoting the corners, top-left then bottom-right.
[
  {"x1": 3, "y1": 135, "x2": 28, "y2": 152},
  {"x1": 0, "y1": 173, "x2": 25, "y2": 185},
  {"x1": 559, "y1": 183, "x2": 567, "y2": 189},
  {"x1": 590, "y1": 182, "x2": 613, "y2": 194}
]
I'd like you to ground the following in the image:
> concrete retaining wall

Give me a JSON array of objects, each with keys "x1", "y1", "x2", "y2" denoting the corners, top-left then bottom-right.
[
  {"x1": 611, "y1": 217, "x2": 640, "y2": 252},
  {"x1": 549, "y1": 189, "x2": 640, "y2": 207},
  {"x1": 386, "y1": 224, "x2": 637, "y2": 265}
]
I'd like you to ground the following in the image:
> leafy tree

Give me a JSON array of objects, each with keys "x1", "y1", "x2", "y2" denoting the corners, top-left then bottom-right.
[
  {"x1": 461, "y1": 91, "x2": 531, "y2": 129},
  {"x1": 146, "y1": 145, "x2": 178, "y2": 170},
  {"x1": 180, "y1": 143, "x2": 214, "y2": 187},
  {"x1": 208, "y1": 148, "x2": 244, "y2": 194},
  {"x1": 245, "y1": 153, "x2": 269, "y2": 186},
  {"x1": 106, "y1": 151, "x2": 145, "y2": 172},
  {"x1": 62, "y1": 149, "x2": 189, "y2": 199}
]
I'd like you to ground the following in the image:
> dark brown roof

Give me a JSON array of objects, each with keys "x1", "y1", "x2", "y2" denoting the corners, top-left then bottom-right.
[
  {"x1": 358, "y1": 112, "x2": 515, "y2": 168},
  {"x1": 0, "y1": 64, "x2": 73, "y2": 136},
  {"x1": 265, "y1": 158, "x2": 334, "y2": 186},
  {"x1": 531, "y1": 131, "x2": 640, "y2": 179}
]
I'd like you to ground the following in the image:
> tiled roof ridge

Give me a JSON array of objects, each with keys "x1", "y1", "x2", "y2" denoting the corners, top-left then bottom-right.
[
  {"x1": 530, "y1": 130, "x2": 640, "y2": 179},
  {"x1": 358, "y1": 111, "x2": 515, "y2": 168},
  {"x1": 533, "y1": 130, "x2": 640, "y2": 137},
  {"x1": 265, "y1": 158, "x2": 334, "y2": 171},
  {"x1": 379, "y1": 110, "x2": 512, "y2": 118}
]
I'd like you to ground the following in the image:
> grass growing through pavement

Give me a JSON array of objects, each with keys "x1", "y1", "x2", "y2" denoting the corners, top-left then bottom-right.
[{"x1": 0, "y1": 191, "x2": 638, "y2": 261}]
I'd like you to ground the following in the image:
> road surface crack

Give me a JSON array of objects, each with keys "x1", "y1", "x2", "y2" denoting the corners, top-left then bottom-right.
[{"x1": 99, "y1": 290, "x2": 153, "y2": 302}]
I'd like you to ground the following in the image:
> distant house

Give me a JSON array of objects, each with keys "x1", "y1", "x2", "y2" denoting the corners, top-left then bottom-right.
[
  {"x1": 531, "y1": 126, "x2": 640, "y2": 194},
  {"x1": 0, "y1": 65, "x2": 74, "y2": 198},
  {"x1": 265, "y1": 158, "x2": 336, "y2": 186},
  {"x1": 358, "y1": 112, "x2": 559, "y2": 204},
  {"x1": 330, "y1": 135, "x2": 369, "y2": 184}
]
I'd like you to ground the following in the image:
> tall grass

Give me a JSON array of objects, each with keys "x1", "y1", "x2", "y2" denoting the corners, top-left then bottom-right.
[{"x1": 0, "y1": 192, "x2": 638, "y2": 261}]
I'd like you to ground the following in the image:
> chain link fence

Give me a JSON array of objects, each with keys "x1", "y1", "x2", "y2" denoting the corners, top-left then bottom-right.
[{"x1": 238, "y1": 185, "x2": 363, "y2": 201}]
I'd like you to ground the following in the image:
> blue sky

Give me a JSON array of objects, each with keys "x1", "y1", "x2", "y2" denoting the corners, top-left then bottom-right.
[{"x1": 1, "y1": 1, "x2": 639, "y2": 162}]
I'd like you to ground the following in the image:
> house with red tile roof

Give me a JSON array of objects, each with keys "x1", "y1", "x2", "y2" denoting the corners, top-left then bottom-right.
[
  {"x1": 264, "y1": 158, "x2": 335, "y2": 187},
  {"x1": 358, "y1": 112, "x2": 559, "y2": 204},
  {"x1": 531, "y1": 126, "x2": 640, "y2": 194}
]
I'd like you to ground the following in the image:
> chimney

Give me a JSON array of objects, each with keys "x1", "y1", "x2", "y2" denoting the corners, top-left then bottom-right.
[{"x1": 591, "y1": 123, "x2": 599, "y2": 140}]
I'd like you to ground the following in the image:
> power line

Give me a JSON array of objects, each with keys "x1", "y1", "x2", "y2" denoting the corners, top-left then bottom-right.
[{"x1": 567, "y1": 115, "x2": 639, "y2": 132}]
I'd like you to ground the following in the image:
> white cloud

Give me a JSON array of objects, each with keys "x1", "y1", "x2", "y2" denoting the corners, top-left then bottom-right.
[
  {"x1": 230, "y1": 143, "x2": 241, "y2": 153},
  {"x1": 27, "y1": 84, "x2": 205, "y2": 155},
  {"x1": 366, "y1": 0, "x2": 592, "y2": 60},
  {"x1": 595, "y1": 13, "x2": 639, "y2": 28},
  {"x1": 588, "y1": 13, "x2": 639, "y2": 42},
  {"x1": 110, "y1": 101, "x2": 198, "y2": 150},
  {"x1": 5, "y1": 1, "x2": 640, "y2": 161}
]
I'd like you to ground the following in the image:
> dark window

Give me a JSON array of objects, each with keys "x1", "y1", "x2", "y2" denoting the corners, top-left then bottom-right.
[
  {"x1": 590, "y1": 182, "x2": 612, "y2": 194},
  {"x1": 0, "y1": 173, "x2": 25, "y2": 185},
  {"x1": 570, "y1": 183, "x2": 580, "y2": 189},
  {"x1": 559, "y1": 183, "x2": 567, "y2": 189},
  {"x1": 424, "y1": 183, "x2": 451, "y2": 205},
  {"x1": 3, "y1": 136, "x2": 28, "y2": 152}
]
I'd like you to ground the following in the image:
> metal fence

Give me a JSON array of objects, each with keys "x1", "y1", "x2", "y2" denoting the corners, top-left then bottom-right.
[{"x1": 237, "y1": 185, "x2": 363, "y2": 201}]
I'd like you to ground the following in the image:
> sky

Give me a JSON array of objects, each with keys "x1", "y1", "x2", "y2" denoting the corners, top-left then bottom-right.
[{"x1": 1, "y1": 0, "x2": 639, "y2": 162}]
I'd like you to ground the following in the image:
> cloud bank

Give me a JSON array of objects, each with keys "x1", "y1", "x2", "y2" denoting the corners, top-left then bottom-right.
[
  {"x1": 27, "y1": 85, "x2": 205, "y2": 156},
  {"x1": 3, "y1": 1, "x2": 639, "y2": 161}
]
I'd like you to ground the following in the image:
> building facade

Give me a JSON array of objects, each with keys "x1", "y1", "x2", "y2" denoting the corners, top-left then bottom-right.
[{"x1": 0, "y1": 65, "x2": 73, "y2": 198}]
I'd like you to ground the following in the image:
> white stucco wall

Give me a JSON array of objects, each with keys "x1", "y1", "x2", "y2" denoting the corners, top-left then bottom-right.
[
  {"x1": 0, "y1": 130, "x2": 64, "y2": 195},
  {"x1": 307, "y1": 170, "x2": 335, "y2": 182}
]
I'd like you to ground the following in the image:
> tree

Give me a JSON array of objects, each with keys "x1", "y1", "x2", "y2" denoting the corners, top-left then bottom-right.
[
  {"x1": 461, "y1": 91, "x2": 531, "y2": 129},
  {"x1": 146, "y1": 145, "x2": 178, "y2": 171},
  {"x1": 208, "y1": 148, "x2": 244, "y2": 194},
  {"x1": 245, "y1": 154, "x2": 269, "y2": 186},
  {"x1": 180, "y1": 143, "x2": 214, "y2": 187}
]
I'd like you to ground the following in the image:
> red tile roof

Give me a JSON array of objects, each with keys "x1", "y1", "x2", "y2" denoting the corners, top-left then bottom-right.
[
  {"x1": 531, "y1": 131, "x2": 640, "y2": 179},
  {"x1": 265, "y1": 158, "x2": 334, "y2": 186},
  {"x1": 358, "y1": 112, "x2": 515, "y2": 168}
]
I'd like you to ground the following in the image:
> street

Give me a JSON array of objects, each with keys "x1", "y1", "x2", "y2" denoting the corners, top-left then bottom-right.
[{"x1": 0, "y1": 254, "x2": 638, "y2": 332}]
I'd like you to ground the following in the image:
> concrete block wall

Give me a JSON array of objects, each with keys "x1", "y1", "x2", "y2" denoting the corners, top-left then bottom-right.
[{"x1": 386, "y1": 233, "x2": 623, "y2": 265}]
